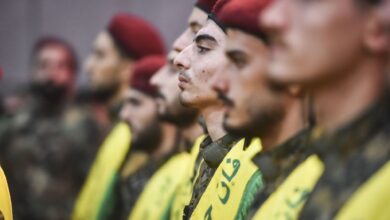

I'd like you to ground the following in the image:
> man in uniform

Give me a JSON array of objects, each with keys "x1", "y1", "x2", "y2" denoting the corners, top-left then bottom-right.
[
  {"x1": 0, "y1": 37, "x2": 100, "y2": 220},
  {"x1": 261, "y1": 0, "x2": 390, "y2": 218},
  {"x1": 109, "y1": 55, "x2": 181, "y2": 219},
  {"x1": 72, "y1": 14, "x2": 168, "y2": 220},
  {"x1": 174, "y1": 1, "x2": 271, "y2": 218},
  {"x1": 84, "y1": 13, "x2": 165, "y2": 132},
  {"x1": 150, "y1": 1, "x2": 217, "y2": 219},
  {"x1": 209, "y1": 0, "x2": 323, "y2": 218},
  {"x1": 174, "y1": 1, "x2": 244, "y2": 218}
]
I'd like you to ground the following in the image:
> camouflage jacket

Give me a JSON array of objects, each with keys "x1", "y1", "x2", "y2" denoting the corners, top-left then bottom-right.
[
  {"x1": 300, "y1": 94, "x2": 390, "y2": 219},
  {"x1": 0, "y1": 97, "x2": 101, "y2": 220},
  {"x1": 249, "y1": 129, "x2": 312, "y2": 216}
]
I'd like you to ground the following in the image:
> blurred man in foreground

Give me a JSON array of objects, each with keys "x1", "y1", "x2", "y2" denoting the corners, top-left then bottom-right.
[{"x1": 262, "y1": 0, "x2": 390, "y2": 218}]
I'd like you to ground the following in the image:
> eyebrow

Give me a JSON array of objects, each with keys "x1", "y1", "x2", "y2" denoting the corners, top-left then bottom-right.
[
  {"x1": 195, "y1": 34, "x2": 217, "y2": 44},
  {"x1": 189, "y1": 21, "x2": 201, "y2": 29}
]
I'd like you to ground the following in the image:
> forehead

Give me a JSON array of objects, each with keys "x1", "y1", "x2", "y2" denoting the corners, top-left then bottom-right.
[
  {"x1": 37, "y1": 45, "x2": 68, "y2": 60},
  {"x1": 94, "y1": 31, "x2": 116, "y2": 50},
  {"x1": 226, "y1": 29, "x2": 266, "y2": 52},
  {"x1": 188, "y1": 7, "x2": 208, "y2": 26},
  {"x1": 125, "y1": 88, "x2": 150, "y2": 100},
  {"x1": 196, "y1": 19, "x2": 226, "y2": 44}
]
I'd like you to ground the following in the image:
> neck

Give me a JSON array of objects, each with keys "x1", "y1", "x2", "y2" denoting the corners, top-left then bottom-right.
[
  {"x1": 312, "y1": 58, "x2": 387, "y2": 133},
  {"x1": 181, "y1": 120, "x2": 203, "y2": 144},
  {"x1": 151, "y1": 122, "x2": 177, "y2": 159},
  {"x1": 108, "y1": 84, "x2": 127, "y2": 107},
  {"x1": 261, "y1": 98, "x2": 305, "y2": 150},
  {"x1": 201, "y1": 104, "x2": 227, "y2": 141}
]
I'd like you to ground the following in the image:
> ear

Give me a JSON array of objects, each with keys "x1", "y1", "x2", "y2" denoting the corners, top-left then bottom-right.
[{"x1": 363, "y1": 11, "x2": 389, "y2": 55}]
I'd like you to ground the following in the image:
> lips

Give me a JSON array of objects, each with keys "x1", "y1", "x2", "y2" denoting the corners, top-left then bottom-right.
[{"x1": 178, "y1": 73, "x2": 189, "y2": 90}]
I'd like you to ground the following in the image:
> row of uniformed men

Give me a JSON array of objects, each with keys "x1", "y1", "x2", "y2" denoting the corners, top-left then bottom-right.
[{"x1": 2, "y1": 0, "x2": 390, "y2": 219}]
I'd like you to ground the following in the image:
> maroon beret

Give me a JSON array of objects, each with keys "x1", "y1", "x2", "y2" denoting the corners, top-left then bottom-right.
[
  {"x1": 195, "y1": 0, "x2": 218, "y2": 13},
  {"x1": 206, "y1": 0, "x2": 231, "y2": 33},
  {"x1": 216, "y1": 0, "x2": 272, "y2": 40},
  {"x1": 108, "y1": 13, "x2": 165, "y2": 60},
  {"x1": 130, "y1": 55, "x2": 166, "y2": 97}
]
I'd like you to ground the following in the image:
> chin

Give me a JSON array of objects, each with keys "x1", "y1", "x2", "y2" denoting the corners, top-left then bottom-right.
[
  {"x1": 223, "y1": 115, "x2": 251, "y2": 137},
  {"x1": 179, "y1": 93, "x2": 196, "y2": 108},
  {"x1": 267, "y1": 65, "x2": 298, "y2": 86}
]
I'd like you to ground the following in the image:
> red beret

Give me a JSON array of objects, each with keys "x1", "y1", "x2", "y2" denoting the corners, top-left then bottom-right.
[
  {"x1": 206, "y1": 0, "x2": 231, "y2": 33},
  {"x1": 108, "y1": 13, "x2": 165, "y2": 60},
  {"x1": 130, "y1": 56, "x2": 166, "y2": 97},
  {"x1": 216, "y1": 0, "x2": 271, "y2": 40},
  {"x1": 195, "y1": 0, "x2": 218, "y2": 13}
]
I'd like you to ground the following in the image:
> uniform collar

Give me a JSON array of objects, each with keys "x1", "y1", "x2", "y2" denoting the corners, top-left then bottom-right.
[{"x1": 200, "y1": 133, "x2": 241, "y2": 168}]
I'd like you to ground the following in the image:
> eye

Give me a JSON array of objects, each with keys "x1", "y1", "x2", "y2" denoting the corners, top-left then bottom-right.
[
  {"x1": 197, "y1": 45, "x2": 210, "y2": 54},
  {"x1": 227, "y1": 51, "x2": 247, "y2": 69},
  {"x1": 129, "y1": 98, "x2": 141, "y2": 107}
]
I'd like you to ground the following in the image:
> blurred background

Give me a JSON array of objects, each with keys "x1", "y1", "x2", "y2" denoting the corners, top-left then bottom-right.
[{"x1": 0, "y1": 0, "x2": 193, "y2": 94}]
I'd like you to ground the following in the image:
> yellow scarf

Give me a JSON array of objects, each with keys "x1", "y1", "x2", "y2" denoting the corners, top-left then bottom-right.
[
  {"x1": 0, "y1": 167, "x2": 12, "y2": 220},
  {"x1": 128, "y1": 152, "x2": 191, "y2": 220},
  {"x1": 72, "y1": 122, "x2": 132, "y2": 220},
  {"x1": 253, "y1": 155, "x2": 324, "y2": 220},
  {"x1": 170, "y1": 136, "x2": 204, "y2": 220},
  {"x1": 191, "y1": 138, "x2": 262, "y2": 220},
  {"x1": 336, "y1": 161, "x2": 390, "y2": 220}
]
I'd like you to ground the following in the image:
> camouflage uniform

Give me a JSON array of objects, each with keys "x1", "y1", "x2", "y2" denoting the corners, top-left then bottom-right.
[
  {"x1": 300, "y1": 94, "x2": 390, "y2": 219},
  {"x1": 183, "y1": 134, "x2": 241, "y2": 219},
  {"x1": 0, "y1": 96, "x2": 101, "y2": 220},
  {"x1": 249, "y1": 129, "x2": 312, "y2": 216}
]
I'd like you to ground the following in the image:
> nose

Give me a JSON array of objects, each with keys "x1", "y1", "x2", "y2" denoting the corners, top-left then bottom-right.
[
  {"x1": 173, "y1": 30, "x2": 190, "y2": 53},
  {"x1": 83, "y1": 56, "x2": 93, "y2": 75},
  {"x1": 174, "y1": 45, "x2": 191, "y2": 72},
  {"x1": 211, "y1": 67, "x2": 230, "y2": 96},
  {"x1": 260, "y1": 0, "x2": 288, "y2": 36},
  {"x1": 151, "y1": 65, "x2": 166, "y2": 87},
  {"x1": 119, "y1": 104, "x2": 131, "y2": 122}
]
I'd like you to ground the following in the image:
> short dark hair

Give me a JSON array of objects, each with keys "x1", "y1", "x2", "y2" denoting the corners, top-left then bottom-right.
[{"x1": 32, "y1": 36, "x2": 78, "y2": 75}]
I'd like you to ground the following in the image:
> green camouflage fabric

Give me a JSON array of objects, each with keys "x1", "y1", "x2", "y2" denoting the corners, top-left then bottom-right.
[
  {"x1": 0, "y1": 96, "x2": 101, "y2": 220},
  {"x1": 249, "y1": 129, "x2": 312, "y2": 217},
  {"x1": 300, "y1": 93, "x2": 390, "y2": 220},
  {"x1": 183, "y1": 134, "x2": 241, "y2": 220}
]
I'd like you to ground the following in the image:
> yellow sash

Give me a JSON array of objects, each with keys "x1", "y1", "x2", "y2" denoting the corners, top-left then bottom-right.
[
  {"x1": 336, "y1": 161, "x2": 390, "y2": 220},
  {"x1": 0, "y1": 167, "x2": 12, "y2": 220},
  {"x1": 253, "y1": 155, "x2": 324, "y2": 220},
  {"x1": 191, "y1": 138, "x2": 262, "y2": 220},
  {"x1": 129, "y1": 152, "x2": 191, "y2": 220},
  {"x1": 170, "y1": 136, "x2": 204, "y2": 220},
  {"x1": 72, "y1": 122, "x2": 132, "y2": 220}
]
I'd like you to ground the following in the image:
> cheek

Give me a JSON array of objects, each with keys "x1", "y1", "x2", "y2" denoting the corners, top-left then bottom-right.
[
  {"x1": 166, "y1": 78, "x2": 180, "y2": 100},
  {"x1": 54, "y1": 70, "x2": 72, "y2": 85}
]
